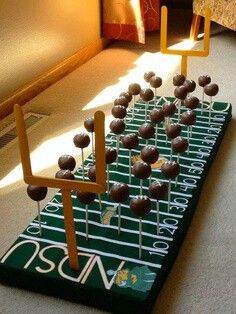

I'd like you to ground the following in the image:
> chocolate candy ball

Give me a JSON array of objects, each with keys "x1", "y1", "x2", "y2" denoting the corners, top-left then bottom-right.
[
  {"x1": 114, "y1": 96, "x2": 129, "y2": 108},
  {"x1": 161, "y1": 161, "x2": 180, "y2": 179},
  {"x1": 181, "y1": 110, "x2": 196, "y2": 126},
  {"x1": 148, "y1": 181, "x2": 168, "y2": 200},
  {"x1": 173, "y1": 74, "x2": 185, "y2": 86},
  {"x1": 149, "y1": 108, "x2": 164, "y2": 124},
  {"x1": 128, "y1": 83, "x2": 141, "y2": 96},
  {"x1": 110, "y1": 118, "x2": 125, "y2": 135},
  {"x1": 58, "y1": 154, "x2": 76, "y2": 171},
  {"x1": 198, "y1": 75, "x2": 211, "y2": 87},
  {"x1": 140, "y1": 146, "x2": 159, "y2": 164},
  {"x1": 183, "y1": 79, "x2": 196, "y2": 93},
  {"x1": 150, "y1": 76, "x2": 162, "y2": 88},
  {"x1": 140, "y1": 88, "x2": 154, "y2": 102},
  {"x1": 76, "y1": 191, "x2": 96, "y2": 204},
  {"x1": 133, "y1": 161, "x2": 151, "y2": 179},
  {"x1": 171, "y1": 136, "x2": 188, "y2": 153},
  {"x1": 111, "y1": 105, "x2": 127, "y2": 119},
  {"x1": 84, "y1": 117, "x2": 94, "y2": 133},
  {"x1": 165, "y1": 123, "x2": 181, "y2": 139},
  {"x1": 121, "y1": 133, "x2": 139, "y2": 150},
  {"x1": 144, "y1": 71, "x2": 155, "y2": 82},
  {"x1": 184, "y1": 96, "x2": 199, "y2": 110},
  {"x1": 138, "y1": 123, "x2": 155, "y2": 139},
  {"x1": 88, "y1": 165, "x2": 96, "y2": 182},
  {"x1": 204, "y1": 83, "x2": 219, "y2": 97},
  {"x1": 119, "y1": 91, "x2": 132, "y2": 103},
  {"x1": 105, "y1": 147, "x2": 117, "y2": 164},
  {"x1": 130, "y1": 196, "x2": 151, "y2": 218},
  {"x1": 27, "y1": 185, "x2": 48, "y2": 202},
  {"x1": 162, "y1": 102, "x2": 176, "y2": 117},
  {"x1": 73, "y1": 133, "x2": 90, "y2": 149},
  {"x1": 55, "y1": 170, "x2": 75, "y2": 180},
  {"x1": 110, "y1": 182, "x2": 129, "y2": 203},
  {"x1": 174, "y1": 85, "x2": 188, "y2": 100}
]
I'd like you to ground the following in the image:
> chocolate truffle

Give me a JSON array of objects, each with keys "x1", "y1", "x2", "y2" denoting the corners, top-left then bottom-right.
[
  {"x1": 105, "y1": 147, "x2": 117, "y2": 164},
  {"x1": 111, "y1": 105, "x2": 127, "y2": 119},
  {"x1": 119, "y1": 91, "x2": 132, "y2": 103},
  {"x1": 183, "y1": 80, "x2": 196, "y2": 93},
  {"x1": 128, "y1": 83, "x2": 141, "y2": 96},
  {"x1": 130, "y1": 196, "x2": 151, "y2": 217},
  {"x1": 76, "y1": 191, "x2": 96, "y2": 204},
  {"x1": 27, "y1": 185, "x2": 48, "y2": 202},
  {"x1": 121, "y1": 133, "x2": 139, "y2": 150},
  {"x1": 198, "y1": 75, "x2": 211, "y2": 87},
  {"x1": 181, "y1": 110, "x2": 196, "y2": 126},
  {"x1": 161, "y1": 161, "x2": 180, "y2": 179},
  {"x1": 149, "y1": 108, "x2": 165, "y2": 124},
  {"x1": 58, "y1": 154, "x2": 76, "y2": 171},
  {"x1": 171, "y1": 136, "x2": 188, "y2": 153},
  {"x1": 88, "y1": 165, "x2": 96, "y2": 182},
  {"x1": 84, "y1": 117, "x2": 94, "y2": 133},
  {"x1": 140, "y1": 146, "x2": 159, "y2": 164},
  {"x1": 140, "y1": 88, "x2": 154, "y2": 102},
  {"x1": 138, "y1": 123, "x2": 155, "y2": 139},
  {"x1": 55, "y1": 169, "x2": 75, "y2": 180},
  {"x1": 204, "y1": 83, "x2": 219, "y2": 97},
  {"x1": 165, "y1": 123, "x2": 181, "y2": 139},
  {"x1": 110, "y1": 182, "x2": 129, "y2": 203},
  {"x1": 174, "y1": 85, "x2": 188, "y2": 100},
  {"x1": 144, "y1": 71, "x2": 155, "y2": 82},
  {"x1": 133, "y1": 161, "x2": 151, "y2": 179},
  {"x1": 73, "y1": 133, "x2": 90, "y2": 149},
  {"x1": 173, "y1": 74, "x2": 186, "y2": 86},
  {"x1": 162, "y1": 102, "x2": 176, "y2": 117},
  {"x1": 184, "y1": 96, "x2": 199, "y2": 110},
  {"x1": 149, "y1": 76, "x2": 162, "y2": 88},
  {"x1": 148, "y1": 181, "x2": 168, "y2": 200},
  {"x1": 110, "y1": 118, "x2": 126, "y2": 134},
  {"x1": 114, "y1": 96, "x2": 129, "y2": 108}
]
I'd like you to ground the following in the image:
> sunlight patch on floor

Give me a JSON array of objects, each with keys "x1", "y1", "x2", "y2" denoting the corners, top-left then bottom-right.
[
  {"x1": 0, "y1": 38, "x2": 197, "y2": 189},
  {"x1": 82, "y1": 39, "x2": 197, "y2": 111}
]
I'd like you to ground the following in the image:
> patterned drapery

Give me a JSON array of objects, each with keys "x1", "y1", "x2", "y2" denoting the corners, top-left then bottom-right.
[
  {"x1": 193, "y1": 0, "x2": 236, "y2": 31},
  {"x1": 103, "y1": 0, "x2": 160, "y2": 44}
]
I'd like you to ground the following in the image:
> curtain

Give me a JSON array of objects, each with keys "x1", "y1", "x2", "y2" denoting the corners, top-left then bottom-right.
[{"x1": 102, "y1": 0, "x2": 160, "y2": 44}]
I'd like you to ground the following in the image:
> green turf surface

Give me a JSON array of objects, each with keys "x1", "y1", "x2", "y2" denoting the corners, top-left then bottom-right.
[{"x1": 0, "y1": 97, "x2": 232, "y2": 313}]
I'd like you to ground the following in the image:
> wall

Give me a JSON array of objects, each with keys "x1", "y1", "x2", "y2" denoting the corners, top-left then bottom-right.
[{"x1": 0, "y1": 0, "x2": 101, "y2": 100}]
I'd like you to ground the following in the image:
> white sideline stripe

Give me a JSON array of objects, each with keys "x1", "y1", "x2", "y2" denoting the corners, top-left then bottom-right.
[
  {"x1": 48, "y1": 197, "x2": 187, "y2": 215},
  {"x1": 41, "y1": 211, "x2": 182, "y2": 229},
  {"x1": 119, "y1": 128, "x2": 217, "y2": 144},
  {"x1": 19, "y1": 234, "x2": 162, "y2": 269},
  {"x1": 116, "y1": 151, "x2": 207, "y2": 165},
  {"x1": 76, "y1": 161, "x2": 202, "y2": 180},
  {"x1": 130, "y1": 104, "x2": 228, "y2": 116},
  {"x1": 127, "y1": 111, "x2": 224, "y2": 126},
  {"x1": 52, "y1": 194, "x2": 188, "y2": 212},
  {"x1": 128, "y1": 111, "x2": 224, "y2": 126},
  {"x1": 107, "y1": 132, "x2": 216, "y2": 146},
  {"x1": 84, "y1": 156, "x2": 203, "y2": 175},
  {"x1": 106, "y1": 137, "x2": 213, "y2": 153},
  {"x1": 30, "y1": 222, "x2": 172, "y2": 248},
  {"x1": 45, "y1": 201, "x2": 185, "y2": 219},
  {"x1": 124, "y1": 124, "x2": 219, "y2": 138},
  {"x1": 127, "y1": 116, "x2": 222, "y2": 132},
  {"x1": 134, "y1": 99, "x2": 230, "y2": 115}
]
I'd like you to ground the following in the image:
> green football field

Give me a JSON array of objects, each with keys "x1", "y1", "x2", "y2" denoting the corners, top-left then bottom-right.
[{"x1": 0, "y1": 97, "x2": 232, "y2": 313}]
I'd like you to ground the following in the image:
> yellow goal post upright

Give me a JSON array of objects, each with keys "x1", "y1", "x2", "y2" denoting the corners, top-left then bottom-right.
[
  {"x1": 160, "y1": 6, "x2": 211, "y2": 77},
  {"x1": 14, "y1": 104, "x2": 106, "y2": 270}
]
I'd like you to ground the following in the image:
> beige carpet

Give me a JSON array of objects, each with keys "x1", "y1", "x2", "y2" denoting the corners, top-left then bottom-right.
[{"x1": 0, "y1": 10, "x2": 235, "y2": 314}]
